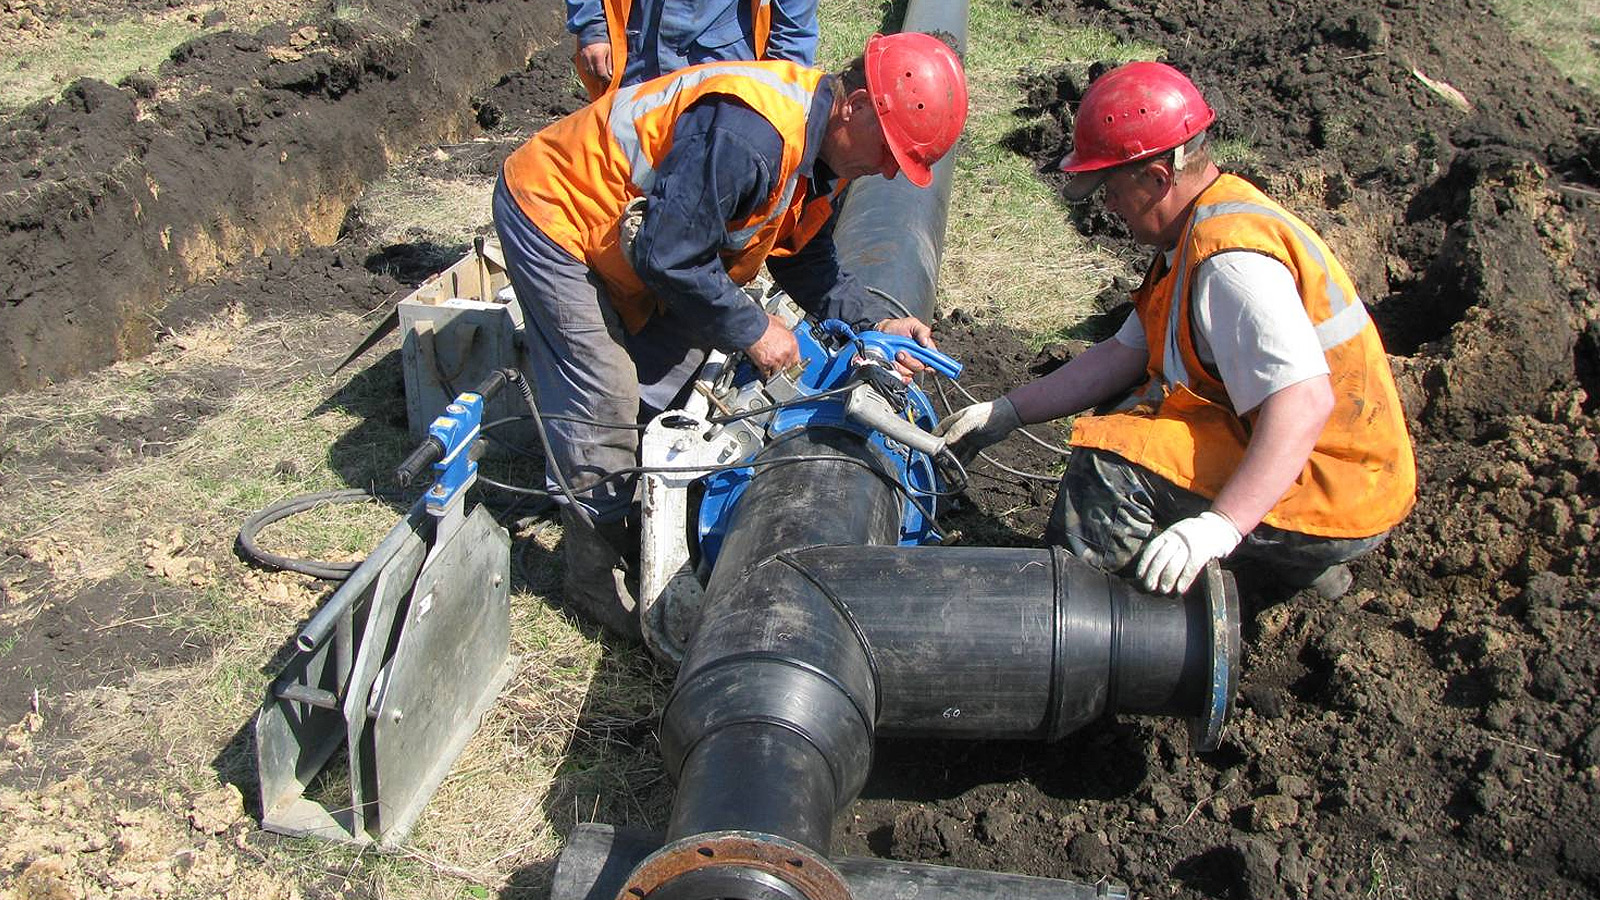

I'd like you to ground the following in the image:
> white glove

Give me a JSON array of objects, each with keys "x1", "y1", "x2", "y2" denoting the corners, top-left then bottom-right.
[
  {"x1": 1135, "y1": 511, "x2": 1243, "y2": 594},
  {"x1": 933, "y1": 397, "x2": 1021, "y2": 462}
]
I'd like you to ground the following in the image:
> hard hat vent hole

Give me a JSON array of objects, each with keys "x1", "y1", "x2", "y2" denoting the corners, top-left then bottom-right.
[
  {"x1": 1139, "y1": 107, "x2": 1148, "y2": 114},
  {"x1": 917, "y1": 102, "x2": 925, "y2": 110}
]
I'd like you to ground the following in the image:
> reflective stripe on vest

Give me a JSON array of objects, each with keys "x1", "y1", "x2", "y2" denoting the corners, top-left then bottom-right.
[
  {"x1": 608, "y1": 64, "x2": 809, "y2": 245},
  {"x1": 1068, "y1": 174, "x2": 1416, "y2": 538},
  {"x1": 1161, "y1": 200, "x2": 1373, "y2": 391}
]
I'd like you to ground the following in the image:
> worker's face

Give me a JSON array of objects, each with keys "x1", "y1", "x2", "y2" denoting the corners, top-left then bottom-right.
[
  {"x1": 826, "y1": 90, "x2": 902, "y2": 180},
  {"x1": 1100, "y1": 160, "x2": 1170, "y2": 245}
]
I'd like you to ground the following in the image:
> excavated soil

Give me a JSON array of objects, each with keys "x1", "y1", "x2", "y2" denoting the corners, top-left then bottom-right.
[
  {"x1": 0, "y1": 0, "x2": 566, "y2": 391},
  {"x1": 2, "y1": 0, "x2": 1599, "y2": 898}
]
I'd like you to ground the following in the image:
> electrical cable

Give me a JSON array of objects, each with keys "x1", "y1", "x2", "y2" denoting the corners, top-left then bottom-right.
[
  {"x1": 864, "y1": 283, "x2": 1069, "y2": 483},
  {"x1": 243, "y1": 320, "x2": 975, "y2": 580},
  {"x1": 582, "y1": 452, "x2": 947, "y2": 535},
  {"x1": 939, "y1": 373, "x2": 1075, "y2": 457},
  {"x1": 506, "y1": 368, "x2": 595, "y2": 530},
  {"x1": 932, "y1": 375, "x2": 1070, "y2": 483},
  {"x1": 237, "y1": 488, "x2": 408, "y2": 580}
]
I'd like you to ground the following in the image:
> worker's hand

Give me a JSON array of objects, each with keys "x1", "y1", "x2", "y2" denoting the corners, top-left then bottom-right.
[
  {"x1": 1134, "y1": 511, "x2": 1243, "y2": 595},
  {"x1": 746, "y1": 314, "x2": 801, "y2": 377},
  {"x1": 577, "y1": 40, "x2": 613, "y2": 84},
  {"x1": 874, "y1": 315, "x2": 935, "y2": 379},
  {"x1": 933, "y1": 396, "x2": 1020, "y2": 463}
]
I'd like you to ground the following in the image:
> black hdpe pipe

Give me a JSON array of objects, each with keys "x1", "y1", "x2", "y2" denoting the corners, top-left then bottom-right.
[
  {"x1": 621, "y1": 429, "x2": 1239, "y2": 900},
  {"x1": 550, "y1": 823, "x2": 1131, "y2": 900},
  {"x1": 831, "y1": 0, "x2": 967, "y2": 322}
]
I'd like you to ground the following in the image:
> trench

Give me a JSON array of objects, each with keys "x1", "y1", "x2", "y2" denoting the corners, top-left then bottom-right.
[{"x1": 0, "y1": 0, "x2": 567, "y2": 392}]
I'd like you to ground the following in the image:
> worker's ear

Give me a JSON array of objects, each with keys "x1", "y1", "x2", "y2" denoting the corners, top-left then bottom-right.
[
  {"x1": 1143, "y1": 158, "x2": 1175, "y2": 192},
  {"x1": 844, "y1": 88, "x2": 873, "y2": 121}
]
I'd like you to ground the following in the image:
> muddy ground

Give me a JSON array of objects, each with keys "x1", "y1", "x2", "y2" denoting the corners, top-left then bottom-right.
[{"x1": 3, "y1": 0, "x2": 1599, "y2": 897}]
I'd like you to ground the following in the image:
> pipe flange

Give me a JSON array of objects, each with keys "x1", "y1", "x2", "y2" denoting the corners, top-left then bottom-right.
[
  {"x1": 1188, "y1": 561, "x2": 1241, "y2": 752},
  {"x1": 615, "y1": 830, "x2": 850, "y2": 900}
]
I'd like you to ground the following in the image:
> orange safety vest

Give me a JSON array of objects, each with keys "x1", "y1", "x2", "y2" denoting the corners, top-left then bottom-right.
[
  {"x1": 576, "y1": 0, "x2": 775, "y2": 100},
  {"x1": 502, "y1": 61, "x2": 844, "y2": 334},
  {"x1": 1070, "y1": 174, "x2": 1416, "y2": 538}
]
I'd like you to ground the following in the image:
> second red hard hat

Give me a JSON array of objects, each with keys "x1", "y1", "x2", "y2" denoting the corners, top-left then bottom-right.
[
  {"x1": 864, "y1": 32, "x2": 969, "y2": 188},
  {"x1": 1059, "y1": 61, "x2": 1214, "y2": 195}
]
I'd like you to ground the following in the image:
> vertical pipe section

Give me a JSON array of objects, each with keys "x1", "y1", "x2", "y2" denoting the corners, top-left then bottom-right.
[
  {"x1": 661, "y1": 428, "x2": 901, "y2": 853},
  {"x1": 832, "y1": 1, "x2": 970, "y2": 322}
]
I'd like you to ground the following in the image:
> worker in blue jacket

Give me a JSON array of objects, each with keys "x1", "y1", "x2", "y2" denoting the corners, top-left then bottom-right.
[
  {"x1": 498, "y1": 35, "x2": 967, "y2": 640},
  {"x1": 567, "y1": 0, "x2": 819, "y2": 99}
]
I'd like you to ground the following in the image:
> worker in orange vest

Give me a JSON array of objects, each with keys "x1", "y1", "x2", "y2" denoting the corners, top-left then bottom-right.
[
  {"x1": 568, "y1": 0, "x2": 818, "y2": 100},
  {"x1": 495, "y1": 32, "x2": 967, "y2": 639},
  {"x1": 940, "y1": 61, "x2": 1416, "y2": 600}
]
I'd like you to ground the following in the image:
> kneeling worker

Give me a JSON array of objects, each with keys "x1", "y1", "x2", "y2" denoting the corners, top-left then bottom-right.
[
  {"x1": 939, "y1": 61, "x2": 1415, "y2": 598},
  {"x1": 494, "y1": 32, "x2": 968, "y2": 638}
]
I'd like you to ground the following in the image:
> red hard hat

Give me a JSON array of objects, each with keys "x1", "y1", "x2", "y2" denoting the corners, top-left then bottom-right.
[
  {"x1": 864, "y1": 32, "x2": 969, "y2": 188},
  {"x1": 1058, "y1": 61, "x2": 1214, "y2": 196}
]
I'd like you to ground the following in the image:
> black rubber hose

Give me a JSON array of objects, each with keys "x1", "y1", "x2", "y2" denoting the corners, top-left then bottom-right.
[{"x1": 236, "y1": 488, "x2": 403, "y2": 580}]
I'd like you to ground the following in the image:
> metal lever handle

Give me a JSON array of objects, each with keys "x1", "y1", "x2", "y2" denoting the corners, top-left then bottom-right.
[{"x1": 843, "y1": 383, "x2": 947, "y2": 456}]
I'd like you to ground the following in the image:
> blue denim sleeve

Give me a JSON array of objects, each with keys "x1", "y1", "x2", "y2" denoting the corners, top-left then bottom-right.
[
  {"x1": 631, "y1": 99, "x2": 786, "y2": 352},
  {"x1": 566, "y1": 0, "x2": 604, "y2": 38},
  {"x1": 766, "y1": 0, "x2": 819, "y2": 65}
]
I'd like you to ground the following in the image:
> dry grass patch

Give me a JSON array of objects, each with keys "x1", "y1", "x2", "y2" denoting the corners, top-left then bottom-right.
[
  {"x1": 0, "y1": 301, "x2": 669, "y2": 897},
  {"x1": 819, "y1": 0, "x2": 1155, "y2": 337},
  {"x1": 355, "y1": 167, "x2": 497, "y2": 249},
  {"x1": 0, "y1": 0, "x2": 318, "y2": 111},
  {"x1": 1494, "y1": 0, "x2": 1600, "y2": 93}
]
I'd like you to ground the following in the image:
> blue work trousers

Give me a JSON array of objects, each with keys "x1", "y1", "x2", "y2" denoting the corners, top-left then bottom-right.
[{"x1": 493, "y1": 177, "x2": 707, "y2": 523}]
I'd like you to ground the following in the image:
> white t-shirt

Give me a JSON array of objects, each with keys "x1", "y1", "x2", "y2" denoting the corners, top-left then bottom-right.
[{"x1": 1113, "y1": 250, "x2": 1329, "y2": 414}]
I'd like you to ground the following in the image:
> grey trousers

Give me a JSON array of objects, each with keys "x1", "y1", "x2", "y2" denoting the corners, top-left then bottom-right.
[
  {"x1": 1045, "y1": 447, "x2": 1387, "y2": 586},
  {"x1": 493, "y1": 177, "x2": 707, "y2": 524}
]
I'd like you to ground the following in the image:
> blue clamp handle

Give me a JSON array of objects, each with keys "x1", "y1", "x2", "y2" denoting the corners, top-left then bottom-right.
[
  {"x1": 424, "y1": 392, "x2": 484, "y2": 514},
  {"x1": 819, "y1": 319, "x2": 964, "y2": 380}
]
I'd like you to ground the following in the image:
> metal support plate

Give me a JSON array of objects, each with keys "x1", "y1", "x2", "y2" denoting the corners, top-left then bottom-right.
[
  {"x1": 371, "y1": 503, "x2": 516, "y2": 846},
  {"x1": 257, "y1": 513, "x2": 427, "y2": 843},
  {"x1": 257, "y1": 501, "x2": 516, "y2": 848}
]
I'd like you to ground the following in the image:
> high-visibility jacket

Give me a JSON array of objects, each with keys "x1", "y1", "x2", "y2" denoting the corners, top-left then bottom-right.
[
  {"x1": 575, "y1": 0, "x2": 776, "y2": 100},
  {"x1": 1070, "y1": 174, "x2": 1416, "y2": 538},
  {"x1": 502, "y1": 60, "x2": 843, "y2": 334}
]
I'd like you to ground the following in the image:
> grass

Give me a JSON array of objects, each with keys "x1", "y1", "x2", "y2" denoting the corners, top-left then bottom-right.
[
  {"x1": 354, "y1": 173, "x2": 497, "y2": 248},
  {"x1": 0, "y1": 14, "x2": 197, "y2": 111},
  {"x1": 0, "y1": 300, "x2": 665, "y2": 898},
  {"x1": 818, "y1": 0, "x2": 1159, "y2": 336},
  {"x1": 1494, "y1": 0, "x2": 1600, "y2": 93},
  {"x1": 0, "y1": 0, "x2": 322, "y2": 112}
]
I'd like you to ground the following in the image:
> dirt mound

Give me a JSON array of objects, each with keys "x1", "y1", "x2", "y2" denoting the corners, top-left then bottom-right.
[
  {"x1": 0, "y1": 0, "x2": 565, "y2": 392},
  {"x1": 834, "y1": 1, "x2": 1600, "y2": 897}
]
